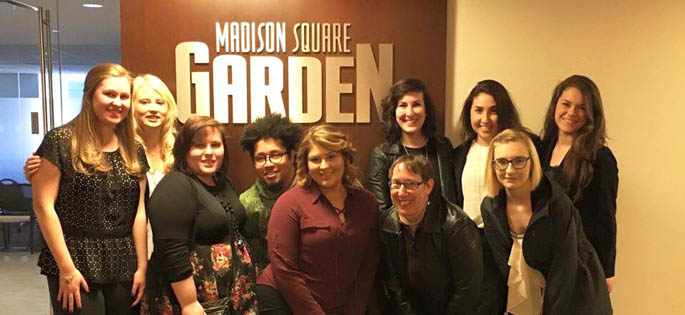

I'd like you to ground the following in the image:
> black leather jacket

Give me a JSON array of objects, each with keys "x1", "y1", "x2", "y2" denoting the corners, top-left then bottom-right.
[
  {"x1": 378, "y1": 197, "x2": 483, "y2": 315},
  {"x1": 367, "y1": 136, "x2": 457, "y2": 213},
  {"x1": 481, "y1": 176, "x2": 612, "y2": 315}
]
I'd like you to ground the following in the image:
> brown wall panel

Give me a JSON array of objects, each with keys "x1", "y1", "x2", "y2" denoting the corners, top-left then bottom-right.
[{"x1": 121, "y1": 0, "x2": 447, "y2": 191}]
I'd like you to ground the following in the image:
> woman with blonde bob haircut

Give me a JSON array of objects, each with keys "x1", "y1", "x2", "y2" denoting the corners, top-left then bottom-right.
[
  {"x1": 484, "y1": 129, "x2": 543, "y2": 197},
  {"x1": 32, "y1": 63, "x2": 149, "y2": 314},
  {"x1": 257, "y1": 125, "x2": 380, "y2": 315},
  {"x1": 480, "y1": 129, "x2": 612, "y2": 314}
]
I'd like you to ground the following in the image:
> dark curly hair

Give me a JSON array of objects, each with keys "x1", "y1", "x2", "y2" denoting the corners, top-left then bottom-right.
[
  {"x1": 239, "y1": 113, "x2": 302, "y2": 159},
  {"x1": 381, "y1": 78, "x2": 437, "y2": 143},
  {"x1": 458, "y1": 79, "x2": 526, "y2": 142}
]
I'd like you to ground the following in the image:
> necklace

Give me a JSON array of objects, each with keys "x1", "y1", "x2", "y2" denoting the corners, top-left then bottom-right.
[{"x1": 402, "y1": 144, "x2": 428, "y2": 160}]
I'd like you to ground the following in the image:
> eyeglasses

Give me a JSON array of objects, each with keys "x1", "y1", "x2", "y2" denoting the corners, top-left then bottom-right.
[
  {"x1": 254, "y1": 152, "x2": 287, "y2": 166},
  {"x1": 493, "y1": 157, "x2": 530, "y2": 170},
  {"x1": 390, "y1": 180, "x2": 424, "y2": 191}
]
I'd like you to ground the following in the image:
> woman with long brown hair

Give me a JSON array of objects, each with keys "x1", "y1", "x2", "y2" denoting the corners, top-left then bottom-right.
[
  {"x1": 453, "y1": 79, "x2": 541, "y2": 313},
  {"x1": 31, "y1": 63, "x2": 149, "y2": 314},
  {"x1": 540, "y1": 75, "x2": 619, "y2": 293}
]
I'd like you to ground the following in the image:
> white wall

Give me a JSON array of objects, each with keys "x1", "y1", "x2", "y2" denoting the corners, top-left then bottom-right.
[{"x1": 446, "y1": 0, "x2": 685, "y2": 313}]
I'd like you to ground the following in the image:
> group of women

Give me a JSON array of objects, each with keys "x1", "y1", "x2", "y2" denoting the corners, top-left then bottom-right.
[{"x1": 26, "y1": 62, "x2": 617, "y2": 315}]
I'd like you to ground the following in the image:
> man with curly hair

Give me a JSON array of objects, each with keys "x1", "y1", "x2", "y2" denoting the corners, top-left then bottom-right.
[{"x1": 239, "y1": 113, "x2": 302, "y2": 273}]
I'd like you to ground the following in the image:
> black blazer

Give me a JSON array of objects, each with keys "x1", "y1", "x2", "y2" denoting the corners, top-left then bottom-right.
[
  {"x1": 540, "y1": 142, "x2": 619, "y2": 277},
  {"x1": 481, "y1": 176, "x2": 612, "y2": 315},
  {"x1": 379, "y1": 196, "x2": 482, "y2": 315},
  {"x1": 367, "y1": 136, "x2": 457, "y2": 213}
]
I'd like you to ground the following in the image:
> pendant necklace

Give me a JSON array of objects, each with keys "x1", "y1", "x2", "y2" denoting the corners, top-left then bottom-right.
[{"x1": 402, "y1": 144, "x2": 428, "y2": 160}]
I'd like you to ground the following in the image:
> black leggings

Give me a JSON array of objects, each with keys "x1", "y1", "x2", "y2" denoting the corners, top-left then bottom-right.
[
  {"x1": 255, "y1": 284, "x2": 292, "y2": 315},
  {"x1": 47, "y1": 276, "x2": 135, "y2": 315}
]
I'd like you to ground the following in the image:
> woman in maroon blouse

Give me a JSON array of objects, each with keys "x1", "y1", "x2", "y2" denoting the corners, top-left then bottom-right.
[{"x1": 257, "y1": 125, "x2": 380, "y2": 315}]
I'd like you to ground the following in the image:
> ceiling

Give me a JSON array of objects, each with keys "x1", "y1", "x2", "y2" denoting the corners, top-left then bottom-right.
[{"x1": 0, "y1": 0, "x2": 121, "y2": 70}]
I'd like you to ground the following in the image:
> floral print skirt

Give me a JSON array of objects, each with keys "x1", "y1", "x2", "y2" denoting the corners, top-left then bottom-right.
[{"x1": 141, "y1": 238, "x2": 258, "y2": 315}]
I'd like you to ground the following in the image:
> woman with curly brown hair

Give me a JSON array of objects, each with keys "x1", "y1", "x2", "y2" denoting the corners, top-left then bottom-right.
[{"x1": 257, "y1": 125, "x2": 380, "y2": 315}]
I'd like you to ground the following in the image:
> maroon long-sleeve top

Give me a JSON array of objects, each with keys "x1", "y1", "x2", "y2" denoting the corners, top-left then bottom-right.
[{"x1": 258, "y1": 185, "x2": 380, "y2": 315}]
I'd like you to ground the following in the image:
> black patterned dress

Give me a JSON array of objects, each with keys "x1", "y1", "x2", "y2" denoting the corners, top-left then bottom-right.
[
  {"x1": 142, "y1": 171, "x2": 258, "y2": 315},
  {"x1": 35, "y1": 125, "x2": 148, "y2": 283}
]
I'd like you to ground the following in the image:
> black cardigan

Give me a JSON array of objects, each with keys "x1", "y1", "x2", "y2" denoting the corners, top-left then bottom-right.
[
  {"x1": 147, "y1": 171, "x2": 246, "y2": 282},
  {"x1": 540, "y1": 142, "x2": 619, "y2": 277},
  {"x1": 481, "y1": 176, "x2": 612, "y2": 315}
]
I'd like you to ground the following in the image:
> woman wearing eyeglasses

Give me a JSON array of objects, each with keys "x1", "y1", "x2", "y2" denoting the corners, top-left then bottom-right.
[
  {"x1": 378, "y1": 155, "x2": 482, "y2": 315},
  {"x1": 480, "y1": 129, "x2": 612, "y2": 315},
  {"x1": 257, "y1": 125, "x2": 379, "y2": 315},
  {"x1": 367, "y1": 78, "x2": 457, "y2": 214},
  {"x1": 539, "y1": 75, "x2": 618, "y2": 293}
]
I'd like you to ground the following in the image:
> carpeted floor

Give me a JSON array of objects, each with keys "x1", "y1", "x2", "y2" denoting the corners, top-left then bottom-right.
[
  {"x1": 0, "y1": 222, "x2": 50, "y2": 314},
  {"x1": 0, "y1": 252, "x2": 50, "y2": 314}
]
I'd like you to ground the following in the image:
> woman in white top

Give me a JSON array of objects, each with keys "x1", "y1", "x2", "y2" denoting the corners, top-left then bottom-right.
[
  {"x1": 25, "y1": 74, "x2": 178, "y2": 258},
  {"x1": 452, "y1": 79, "x2": 541, "y2": 314}
]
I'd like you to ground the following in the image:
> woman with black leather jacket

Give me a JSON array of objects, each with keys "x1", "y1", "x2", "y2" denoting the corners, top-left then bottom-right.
[
  {"x1": 367, "y1": 78, "x2": 457, "y2": 214},
  {"x1": 379, "y1": 155, "x2": 482, "y2": 315}
]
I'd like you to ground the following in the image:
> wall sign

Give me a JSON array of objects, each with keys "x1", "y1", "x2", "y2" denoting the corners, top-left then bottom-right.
[
  {"x1": 121, "y1": 0, "x2": 446, "y2": 190},
  {"x1": 175, "y1": 21, "x2": 392, "y2": 124}
]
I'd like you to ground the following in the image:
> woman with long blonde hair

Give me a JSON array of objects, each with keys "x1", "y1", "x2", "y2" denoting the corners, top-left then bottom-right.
[
  {"x1": 31, "y1": 63, "x2": 149, "y2": 314},
  {"x1": 26, "y1": 73, "x2": 179, "y2": 258}
]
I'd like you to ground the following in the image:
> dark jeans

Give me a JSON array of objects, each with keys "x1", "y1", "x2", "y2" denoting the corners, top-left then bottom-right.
[
  {"x1": 478, "y1": 229, "x2": 507, "y2": 315},
  {"x1": 47, "y1": 276, "x2": 134, "y2": 315},
  {"x1": 255, "y1": 284, "x2": 292, "y2": 315}
]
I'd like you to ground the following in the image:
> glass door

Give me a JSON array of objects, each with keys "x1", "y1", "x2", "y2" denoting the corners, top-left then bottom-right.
[{"x1": 0, "y1": 0, "x2": 54, "y2": 183}]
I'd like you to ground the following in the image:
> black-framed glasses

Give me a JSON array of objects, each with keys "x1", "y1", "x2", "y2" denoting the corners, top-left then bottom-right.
[
  {"x1": 493, "y1": 157, "x2": 530, "y2": 170},
  {"x1": 390, "y1": 180, "x2": 424, "y2": 191},
  {"x1": 254, "y1": 152, "x2": 287, "y2": 166}
]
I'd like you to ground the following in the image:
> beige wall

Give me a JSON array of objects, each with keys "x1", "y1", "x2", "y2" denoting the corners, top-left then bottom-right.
[{"x1": 446, "y1": 0, "x2": 685, "y2": 313}]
